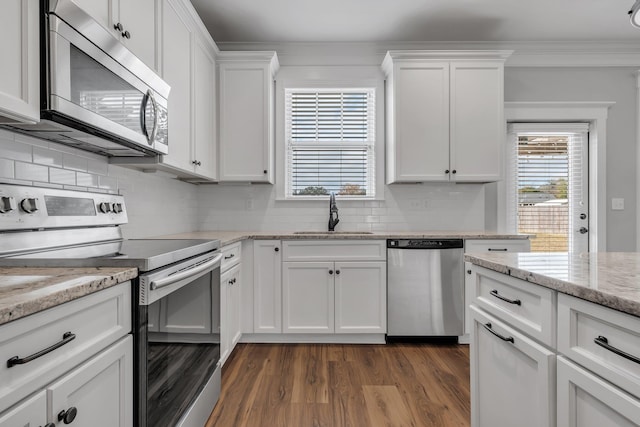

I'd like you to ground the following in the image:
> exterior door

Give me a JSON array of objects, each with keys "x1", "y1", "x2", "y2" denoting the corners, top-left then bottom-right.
[{"x1": 508, "y1": 123, "x2": 589, "y2": 253}]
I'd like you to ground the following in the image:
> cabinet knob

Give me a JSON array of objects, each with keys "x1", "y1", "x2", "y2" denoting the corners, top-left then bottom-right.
[
  {"x1": 274, "y1": 247, "x2": 279, "y2": 252},
  {"x1": 452, "y1": 170, "x2": 457, "y2": 174},
  {"x1": 329, "y1": 269, "x2": 334, "y2": 275},
  {"x1": 58, "y1": 407, "x2": 78, "y2": 424},
  {"x1": 467, "y1": 269, "x2": 472, "y2": 274},
  {"x1": 335, "y1": 270, "x2": 340, "y2": 275},
  {"x1": 122, "y1": 30, "x2": 131, "y2": 39},
  {"x1": 114, "y1": 22, "x2": 123, "y2": 31},
  {"x1": 445, "y1": 169, "x2": 450, "y2": 174},
  {"x1": 263, "y1": 170, "x2": 268, "y2": 174}
]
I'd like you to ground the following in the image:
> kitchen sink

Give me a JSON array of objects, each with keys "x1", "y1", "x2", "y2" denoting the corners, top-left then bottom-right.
[{"x1": 293, "y1": 231, "x2": 374, "y2": 235}]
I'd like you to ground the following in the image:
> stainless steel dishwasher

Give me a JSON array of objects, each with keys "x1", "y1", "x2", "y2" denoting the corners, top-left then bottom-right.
[{"x1": 387, "y1": 239, "x2": 464, "y2": 337}]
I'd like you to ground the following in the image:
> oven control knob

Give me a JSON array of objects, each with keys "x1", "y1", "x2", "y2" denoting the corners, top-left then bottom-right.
[
  {"x1": 112, "y1": 203, "x2": 123, "y2": 214},
  {"x1": 0, "y1": 196, "x2": 16, "y2": 213},
  {"x1": 98, "y1": 202, "x2": 111, "y2": 213},
  {"x1": 20, "y1": 198, "x2": 38, "y2": 213}
]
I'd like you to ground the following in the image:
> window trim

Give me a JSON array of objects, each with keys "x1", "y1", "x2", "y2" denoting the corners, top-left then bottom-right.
[
  {"x1": 500, "y1": 102, "x2": 614, "y2": 252},
  {"x1": 274, "y1": 73, "x2": 385, "y2": 202}
]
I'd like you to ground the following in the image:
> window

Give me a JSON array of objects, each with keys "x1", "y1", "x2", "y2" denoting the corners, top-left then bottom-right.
[
  {"x1": 284, "y1": 88, "x2": 376, "y2": 198},
  {"x1": 507, "y1": 123, "x2": 589, "y2": 253}
]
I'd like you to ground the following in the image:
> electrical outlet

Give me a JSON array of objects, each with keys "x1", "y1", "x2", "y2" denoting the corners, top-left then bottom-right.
[
  {"x1": 409, "y1": 199, "x2": 421, "y2": 209},
  {"x1": 611, "y1": 198, "x2": 624, "y2": 211}
]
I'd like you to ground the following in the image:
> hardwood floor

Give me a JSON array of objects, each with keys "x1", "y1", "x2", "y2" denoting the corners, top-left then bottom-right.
[{"x1": 205, "y1": 342, "x2": 470, "y2": 427}]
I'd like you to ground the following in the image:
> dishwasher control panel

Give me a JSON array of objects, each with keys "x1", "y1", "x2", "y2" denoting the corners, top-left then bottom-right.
[{"x1": 387, "y1": 239, "x2": 463, "y2": 249}]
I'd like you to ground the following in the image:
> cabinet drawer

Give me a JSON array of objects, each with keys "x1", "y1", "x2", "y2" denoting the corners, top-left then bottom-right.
[
  {"x1": 557, "y1": 356, "x2": 640, "y2": 426},
  {"x1": 222, "y1": 242, "x2": 241, "y2": 271},
  {"x1": 0, "y1": 390, "x2": 46, "y2": 426},
  {"x1": 0, "y1": 282, "x2": 131, "y2": 411},
  {"x1": 470, "y1": 305, "x2": 556, "y2": 427},
  {"x1": 473, "y1": 266, "x2": 556, "y2": 347},
  {"x1": 558, "y1": 293, "x2": 640, "y2": 399},
  {"x1": 283, "y1": 240, "x2": 386, "y2": 262},
  {"x1": 465, "y1": 239, "x2": 530, "y2": 253}
]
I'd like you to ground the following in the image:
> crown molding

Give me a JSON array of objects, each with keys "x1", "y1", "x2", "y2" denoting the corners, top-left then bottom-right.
[{"x1": 215, "y1": 41, "x2": 640, "y2": 67}]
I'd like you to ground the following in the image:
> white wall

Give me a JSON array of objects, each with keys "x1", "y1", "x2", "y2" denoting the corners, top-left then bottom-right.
[
  {"x1": 0, "y1": 129, "x2": 199, "y2": 238},
  {"x1": 504, "y1": 67, "x2": 638, "y2": 251}
]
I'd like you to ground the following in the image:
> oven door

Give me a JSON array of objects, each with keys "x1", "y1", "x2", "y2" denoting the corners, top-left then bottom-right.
[
  {"x1": 136, "y1": 251, "x2": 222, "y2": 427},
  {"x1": 46, "y1": 12, "x2": 169, "y2": 155}
]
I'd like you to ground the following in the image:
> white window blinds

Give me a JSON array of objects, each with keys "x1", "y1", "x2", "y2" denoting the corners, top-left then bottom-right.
[
  {"x1": 285, "y1": 88, "x2": 375, "y2": 198},
  {"x1": 507, "y1": 123, "x2": 589, "y2": 253}
]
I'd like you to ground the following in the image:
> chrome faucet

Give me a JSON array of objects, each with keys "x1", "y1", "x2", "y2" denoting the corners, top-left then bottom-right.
[{"x1": 328, "y1": 192, "x2": 340, "y2": 232}]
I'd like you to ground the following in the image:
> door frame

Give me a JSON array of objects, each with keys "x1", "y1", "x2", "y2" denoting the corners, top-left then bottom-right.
[{"x1": 499, "y1": 101, "x2": 614, "y2": 252}]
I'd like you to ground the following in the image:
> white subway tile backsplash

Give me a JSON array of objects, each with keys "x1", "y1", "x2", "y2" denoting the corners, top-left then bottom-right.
[
  {"x1": 87, "y1": 159, "x2": 108, "y2": 176},
  {"x1": 15, "y1": 162, "x2": 48, "y2": 183},
  {"x1": 33, "y1": 147, "x2": 63, "y2": 167},
  {"x1": 0, "y1": 158, "x2": 14, "y2": 179},
  {"x1": 98, "y1": 175, "x2": 117, "y2": 190},
  {"x1": 13, "y1": 133, "x2": 50, "y2": 148},
  {"x1": 76, "y1": 172, "x2": 99, "y2": 188},
  {"x1": 0, "y1": 140, "x2": 32, "y2": 162},
  {"x1": 62, "y1": 154, "x2": 88, "y2": 172},
  {"x1": 49, "y1": 168, "x2": 76, "y2": 185},
  {"x1": 0, "y1": 177, "x2": 32, "y2": 186}
]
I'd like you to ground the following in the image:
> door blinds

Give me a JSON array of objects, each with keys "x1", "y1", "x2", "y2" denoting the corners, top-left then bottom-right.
[
  {"x1": 507, "y1": 123, "x2": 589, "y2": 253},
  {"x1": 285, "y1": 88, "x2": 376, "y2": 198}
]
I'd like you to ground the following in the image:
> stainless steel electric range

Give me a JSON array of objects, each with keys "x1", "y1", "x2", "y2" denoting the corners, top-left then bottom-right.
[{"x1": 0, "y1": 184, "x2": 222, "y2": 427}]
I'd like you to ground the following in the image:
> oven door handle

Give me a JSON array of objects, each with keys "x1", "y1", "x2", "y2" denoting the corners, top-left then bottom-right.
[{"x1": 150, "y1": 253, "x2": 223, "y2": 290}]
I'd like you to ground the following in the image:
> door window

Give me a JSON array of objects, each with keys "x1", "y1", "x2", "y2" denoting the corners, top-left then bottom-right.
[{"x1": 507, "y1": 123, "x2": 589, "y2": 253}]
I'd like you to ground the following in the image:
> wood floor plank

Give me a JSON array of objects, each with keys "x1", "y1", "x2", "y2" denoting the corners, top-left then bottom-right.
[
  {"x1": 363, "y1": 385, "x2": 416, "y2": 427},
  {"x1": 205, "y1": 342, "x2": 470, "y2": 427}
]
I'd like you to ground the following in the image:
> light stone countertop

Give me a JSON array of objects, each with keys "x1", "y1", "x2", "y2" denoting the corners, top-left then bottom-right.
[
  {"x1": 154, "y1": 230, "x2": 529, "y2": 247},
  {"x1": 465, "y1": 252, "x2": 640, "y2": 317},
  {"x1": 0, "y1": 267, "x2": 137, "y2": 326}
]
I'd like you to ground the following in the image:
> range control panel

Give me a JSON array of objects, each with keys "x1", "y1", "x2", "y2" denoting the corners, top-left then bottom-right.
[{"x1": 0, "y1": 184, "x2": 127, "y2": 231}]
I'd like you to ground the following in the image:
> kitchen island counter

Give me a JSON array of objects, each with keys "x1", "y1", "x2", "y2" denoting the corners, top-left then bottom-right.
[
  {"x1": 465, "y1": 251, "x2": 640, "y2": 317},
  {"x1": 0, "y1": 266, "x2": 137, "y2": 325}
]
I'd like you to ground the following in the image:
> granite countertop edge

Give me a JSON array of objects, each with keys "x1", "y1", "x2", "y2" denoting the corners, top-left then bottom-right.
[
  {"x1": 464, "y1": 254, "x2": 640, "y2": 318},
  {"x1": 154, "y1": 231, "x2": 530, "y2": 247},
  {"x1": 0, "y1": 267, "x2": 138, "y2": 326}
]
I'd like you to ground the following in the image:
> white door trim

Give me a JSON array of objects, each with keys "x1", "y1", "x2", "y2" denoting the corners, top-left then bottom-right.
[{"x1": 502, "y1": 101, "x2": 614, "y2": 252}]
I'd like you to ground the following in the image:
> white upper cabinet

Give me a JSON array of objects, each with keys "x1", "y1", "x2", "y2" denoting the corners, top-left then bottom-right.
[
  {"x1": 218, "y1": 52, "x2": 279, "y2": 183},
  {"x1": 0, "y1": 0, "x2": 39, "y2": 124},
  {"x1": 71, "y1": 0, "x2": 158, "y2": 70},
  {"x1": 382, "y1": 51, "x2": 511, "y2": 184}
]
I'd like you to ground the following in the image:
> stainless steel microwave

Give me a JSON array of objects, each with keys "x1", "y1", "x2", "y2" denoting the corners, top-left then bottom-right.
[{"x1": 3, "y1": 0, "x2": 170, "y2": 157}]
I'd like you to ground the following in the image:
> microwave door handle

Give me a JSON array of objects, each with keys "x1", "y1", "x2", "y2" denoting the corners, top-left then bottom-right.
[
  {"x1": 150, "y1": 253, "x2": 222, "y2": 290},
  {"x1": 148, "y1": 90, "x2": 159, "y2": 144},
  {"x1": 139, "y1": 91, "x2": 151, "y2": 143}
]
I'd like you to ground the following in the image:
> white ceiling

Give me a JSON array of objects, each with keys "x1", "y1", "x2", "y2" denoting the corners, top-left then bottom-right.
[{"x1": 190, "y1": 0, "x2": 640, "y2": 43}]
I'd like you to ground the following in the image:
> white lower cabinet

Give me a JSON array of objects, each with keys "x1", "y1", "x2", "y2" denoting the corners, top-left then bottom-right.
[
  {"x1": 0, "y1": 390, "x2": 47, "y2": 427},
  {"x1": 557, "y1": 356, "x2": 640, "y2": 427},
  {"x1": 470, "y1": 305, "x2": 556, "y2": 427},
  {"x1": 47, "y1": 336, "x2": 133, "y2": 427},
  {"x1": 334, "y1": 261, "x2": 386, "y2": 333},
  {"x1": 283, "y1": 262, "x2": 334, "y2": 333},
  {"x1": 0, "y1": 282, "x2": 132, "y2": 426},
  {"x1": 220, "y1": 262, "x2": 241, "y2": 365},
  {"x1": 253, "y1": 240, "x2": 282, "y2": 333}
]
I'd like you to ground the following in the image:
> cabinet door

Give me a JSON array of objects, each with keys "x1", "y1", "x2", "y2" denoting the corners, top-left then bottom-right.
[
  {"x1": 192, "y1": 36, "x2": 217, "y2": 179},
  {"x1": 450, "y1": 61, "x2": 503, "y2": 182},
  {"x1": 253, "y1": 240, "x2": 282, "y2": 333},
  {"x1": 69, "y1": 0, "x2": 117, "y2": 39},
  {"x1": 0, "y1": 390, "x2": 47, "y2": 427},
  {"x1": 219, "y1": 267, "x2": 231, "y2": 365},
  {"x1": 0, "y1": 0, "x2": 39, "y2": 123},
  {"x1": 557, "y1": 356, "x2": 640, "y2": 427},
  {"x1": 219, "y1": 63, "x2": 273, "y2": 182},
  {"x1": 47, "y1": 336, "x2": 133, "y2": 427},
  {"x1": 119, "y1": 0, "x2": 157, "y2": 70},
  {"x1": 334, "y1": 261, "x2": 386, "y2": 334},
  {"x1": 389, "y1": 62, "x2": 449, "y2": 182},
  {"x1": 229, "y1": 266, "x2": 242, "y2": 349},
  {"x1": 282, "y1": 262, "x2": 334, "y2": 333},
  {"x1": 470, "y1": 305, "x2": 555, "y2": 427},
  {"x1": 160, "y1": 0, "x2": 193, "y2": 172}
]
